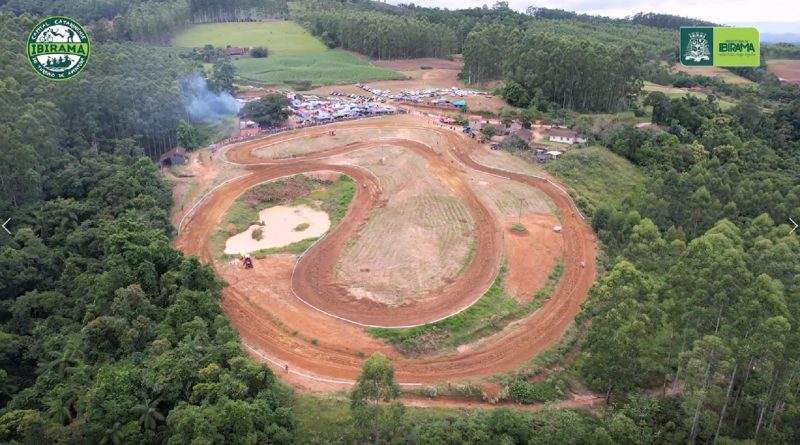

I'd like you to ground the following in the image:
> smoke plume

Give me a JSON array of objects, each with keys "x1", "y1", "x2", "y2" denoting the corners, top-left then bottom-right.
[{"x1": 181, "y1": 72, "x2": 240, "y2": 122}]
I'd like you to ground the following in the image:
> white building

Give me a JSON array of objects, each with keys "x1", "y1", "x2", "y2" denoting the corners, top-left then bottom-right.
[{"x1": 548, "y1": 128, "x2": 587, "y2": 145}]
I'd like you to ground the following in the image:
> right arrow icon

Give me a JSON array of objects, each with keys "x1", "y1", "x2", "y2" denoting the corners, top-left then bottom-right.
[{"x1": 791, "y1": 217, "x2": 798, "y2": 235}]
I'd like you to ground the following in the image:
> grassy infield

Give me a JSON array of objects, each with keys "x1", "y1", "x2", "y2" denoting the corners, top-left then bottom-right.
[{"x1": 172, "y1": 21, "x2": 405, "y2": 87}]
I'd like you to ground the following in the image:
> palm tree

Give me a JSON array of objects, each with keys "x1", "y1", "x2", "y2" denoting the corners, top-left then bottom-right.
[
  {"x1": 46, "y1": 393, "x2": 78, "y2": 425},
  {"x1": 131, "y1": 396, "x2": 165, "y2": 431},
  {"x1": 100, "y1": 422, "x2": 123, "y2": 445},
  {"x1": 44, "y1": 338, "x2": 84, "y2": 378}
]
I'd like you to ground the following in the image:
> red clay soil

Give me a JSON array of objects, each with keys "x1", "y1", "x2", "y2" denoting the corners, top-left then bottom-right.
[
  {"x1": 170, "y1": 149, "x2": 220, "y2": 227},
  {"x1": 768, "y1": 59, "x2": 800, "y2": 83},
  {"x1": 503, "y1": 213, "x2": 564, "y2": 303},
  {"x1": 174, "y1": 115, "x2": 598, "y2": 387}
]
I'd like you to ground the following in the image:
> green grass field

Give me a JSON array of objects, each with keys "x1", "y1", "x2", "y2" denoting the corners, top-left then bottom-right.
[
  {"x1": 172, "y1": 21, "x2": 326, "y2": 55},
  {"x1": 544, "y1": 146, "x2": 645, "y2": 212},
  {"x1": 233, "y1": 50, "x2": 406, "y2": 86},
  {"x1": 171, "y1": 21, "x2": 404, "y2": 86}
]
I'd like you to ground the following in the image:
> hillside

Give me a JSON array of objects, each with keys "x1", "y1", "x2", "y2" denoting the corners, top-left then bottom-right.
[
  {"x1": 544, "y1": 146, "x2": 645, "y2": 212},
  {"x1": 172, "y1": 21, "x2": 405, "y2": 87}
]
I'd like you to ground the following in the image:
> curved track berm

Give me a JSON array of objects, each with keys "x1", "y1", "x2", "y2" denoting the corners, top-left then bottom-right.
[{"x1": 175, "y1": 115, "x2": 597, "y2": 385}]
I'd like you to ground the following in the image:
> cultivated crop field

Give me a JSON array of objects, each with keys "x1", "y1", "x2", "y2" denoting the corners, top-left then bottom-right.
[
  {"x1": 172, "y1": 21, "x2": 404, "y2": 86},
  {"x1": 172, "y1": 21, "x2": 326, "y2": 54},
  {"x1": 233, "y1": 50, "x2": 405, "y2": 86}
]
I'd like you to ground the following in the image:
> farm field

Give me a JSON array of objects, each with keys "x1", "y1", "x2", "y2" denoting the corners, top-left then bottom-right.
[
  {"x1": 172, "y1": 21, "x2": 326, "y2": 54},
  {"x1": 233, "y1": 50, "x2": 406, "y2": 86},
  {"x1": 172, "y1": 21, "x2": 404, "y2": 86},
  {"x1": 767, "y1": 59, "x2": 800, "y2": 83}
]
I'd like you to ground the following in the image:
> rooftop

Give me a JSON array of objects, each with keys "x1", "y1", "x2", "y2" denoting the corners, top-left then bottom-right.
[{"x1": 549, "y1": 128, "x2": 579, "y2": 138}]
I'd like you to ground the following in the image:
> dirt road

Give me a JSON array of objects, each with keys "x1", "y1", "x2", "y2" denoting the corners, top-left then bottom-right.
[{"x1": 174, "y1": 115, "x2": 597, "y2": 386}]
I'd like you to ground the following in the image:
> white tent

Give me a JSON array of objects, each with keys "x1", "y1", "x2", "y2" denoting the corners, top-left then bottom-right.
[{"x1": 546, "y1": 150, "x2": 563, "y2": 159}]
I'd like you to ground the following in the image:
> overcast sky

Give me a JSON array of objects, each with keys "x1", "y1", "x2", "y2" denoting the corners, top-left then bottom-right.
[{"x1": 388, "y1": 0, "x2": 800, "y2": 31}]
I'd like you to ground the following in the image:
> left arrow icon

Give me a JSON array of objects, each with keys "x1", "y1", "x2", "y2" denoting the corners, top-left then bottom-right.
[{"x1": 1, "y1": 218, "x2": 10, "y2": 235}]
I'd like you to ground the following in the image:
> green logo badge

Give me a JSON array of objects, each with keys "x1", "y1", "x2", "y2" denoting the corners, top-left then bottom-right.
[
  {"x1": 681, "y1": 27, "x2": 760, "y2": 67},
  {"x1": 682, "y1": 28, "x2": 713, "y2": 66},
  {"x1": 27, "y1": 16, "x2": 90, "y2": 80}
]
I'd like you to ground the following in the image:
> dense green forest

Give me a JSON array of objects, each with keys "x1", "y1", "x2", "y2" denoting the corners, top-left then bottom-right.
[
  {"x1": 480, "y1": 29, "x2": 643, "y2": 112},
  {"x1": 763, "y1": 43, "x2": 800, "y2": 59},
  {"x1": 524, "y1": 8, "x2": 717, "y2": 29},
  {"x1": 1, "y1": 0, "x2": 289, "y2": 43},
  {"x1": 0, "y1": 18, "x2": 198, "y2": 208},
  {"x1": 564, "y1": 82, "x2": 800, "y2": 442},
  {"x1": 0, "y1": 13, "x2": 294, "y2": 443},
  {"x1": 300, "y1": 10, "x2": 456, "y2": 59}
]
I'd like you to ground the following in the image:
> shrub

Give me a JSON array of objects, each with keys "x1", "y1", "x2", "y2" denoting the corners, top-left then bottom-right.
[
  {"x1": 450, "y1": 113, "x2": 468, "y2": 126},
  {"x1": 481, "y1": 125, "x2": 497, "y2": 139},
  {"x1": 251, "y1": 227, "x2": 263, "y2": 240},
  {"x1": 511, "y1": 223, "x2": 527, "y2": 233},
  {"x1": 501, "y1": 135, "x2": 529, "y2": 153},
  {"x1": 420, "y1": 65, "x2": 433, "y2": 70},
  {"x1": 293, "y1": 222, "x2": 310, "y2": 232},
  {"x1": 286, "y1": 80, "x2": 313, "y2": 91},
  {"x1": 250, "y1": 46, "x2": 268, "y2": 58},
  {"x1": 507, "y1": 378, "x2": 566, "y2": 404}
]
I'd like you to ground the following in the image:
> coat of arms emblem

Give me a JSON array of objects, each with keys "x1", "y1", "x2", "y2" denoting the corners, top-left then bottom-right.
[{"x1": 685, "y1": 32, "x2": 711, "y2": 62}]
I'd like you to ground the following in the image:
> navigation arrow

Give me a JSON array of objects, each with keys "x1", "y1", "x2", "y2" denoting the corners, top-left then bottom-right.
[
  {"x1": 1, "y1": 218, "x2": 9, "y2": 235},
  {"x1": 791, "y1": 217, "x2": 798, "y2": 235}
]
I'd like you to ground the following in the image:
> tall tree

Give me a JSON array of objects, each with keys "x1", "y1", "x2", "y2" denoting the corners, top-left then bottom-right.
[
  {"x1": 350, "y1": 353, "x2": 404, "y2": 443},
  {"x1": 239, "y1": 94, "x2": 291, "y2": 127}
]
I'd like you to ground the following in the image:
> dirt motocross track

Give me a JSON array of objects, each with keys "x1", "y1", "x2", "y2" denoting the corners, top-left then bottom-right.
[{"x1": 175, "y1": 115, "x2": 597, "y2": 385}]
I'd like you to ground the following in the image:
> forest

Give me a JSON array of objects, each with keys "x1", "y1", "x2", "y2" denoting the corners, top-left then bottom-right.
[
  {"x1": 1, "y1": 0, "x2": 290, "y2": 44},
  {"x1": 565, "y1": 81, "x2": 800, "y2": 443},
  {"x1": 299, "y1": 10, "x2": 456, "y2": 59},
  {"x1": 463, "y1": 26, "x2": 643, "y2": 112},
  {"x1": 0, "y1": 13, "x2": 294, "y2": 443}
]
